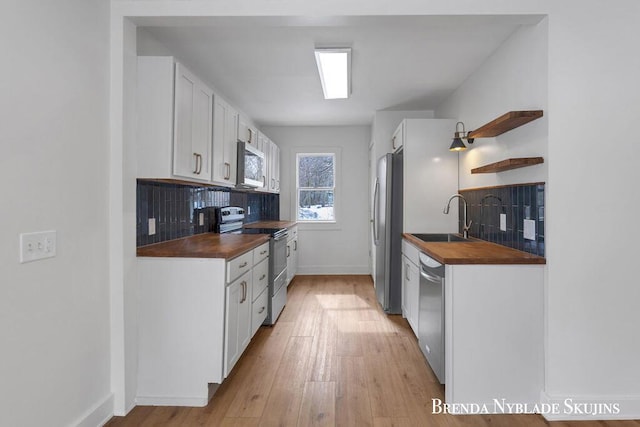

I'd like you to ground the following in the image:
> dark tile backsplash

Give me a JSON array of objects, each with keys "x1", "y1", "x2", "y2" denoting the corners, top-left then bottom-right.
[
  {"x1": 459, "y1": 183, "x2": 545, "y2": 257},
  {"x1": 137, "y1": 179, "x2": 279, "y2": 247}
]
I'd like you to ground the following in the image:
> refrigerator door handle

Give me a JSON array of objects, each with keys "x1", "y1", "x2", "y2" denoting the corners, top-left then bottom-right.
[{"x1": 372, "y1": 179, "x2": 380, "y2": 244}]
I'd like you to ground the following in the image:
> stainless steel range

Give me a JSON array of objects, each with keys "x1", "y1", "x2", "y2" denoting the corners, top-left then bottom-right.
[{"x1": 215, "y1": 207, "x2": 288, "y2": 325}]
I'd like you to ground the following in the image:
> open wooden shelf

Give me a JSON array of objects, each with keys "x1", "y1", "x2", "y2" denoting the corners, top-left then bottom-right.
[
  {"x1": 471, "y1": 157, "x2": 544, "y2": 174},
  {"x1": 469, "y1": 110, "x2": 543, "y2": 138}
]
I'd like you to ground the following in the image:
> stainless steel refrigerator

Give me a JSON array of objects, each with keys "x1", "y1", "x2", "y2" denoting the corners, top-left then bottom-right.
[{"x1": 373, "y1": 150, "x2": 403, "y2": 314}]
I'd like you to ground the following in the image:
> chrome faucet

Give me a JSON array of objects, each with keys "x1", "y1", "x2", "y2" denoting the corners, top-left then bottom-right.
[{"x1": 444, "y1": 194, "x2": 472, "y2": 239}]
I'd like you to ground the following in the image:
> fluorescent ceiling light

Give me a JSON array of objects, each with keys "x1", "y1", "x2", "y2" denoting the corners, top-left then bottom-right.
[{"x1": 314, "y1": 48, "x2": 351, "y2": 99}]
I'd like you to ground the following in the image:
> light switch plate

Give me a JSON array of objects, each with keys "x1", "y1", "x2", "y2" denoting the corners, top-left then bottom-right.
[
  {"x1": 500, "y1": 213, "x2": 507, "y2": 231},
  {"x1": 524, "y1": 219, "x2": 536, "y2": 240},
  {"x1": 148, "y1": 218, "x2": 156, "y2": 235},
  {"x1": 20, "y1": 230, "x2": 57, "y2": 263}
]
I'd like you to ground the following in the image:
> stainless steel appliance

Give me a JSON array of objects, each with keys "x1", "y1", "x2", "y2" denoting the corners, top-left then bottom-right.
[
  {"x1": 215, "y1": 207, "x2": 288, "y2": 325},
  {"x1": 236, "y1": 141, "x2": 265, "y2": 188},
  {"x1": 418, "y1": 252, "x2": 445, "y2": 384},
  {"x1": 372, "y1": 150, "x2": 403, "y2": 313}
]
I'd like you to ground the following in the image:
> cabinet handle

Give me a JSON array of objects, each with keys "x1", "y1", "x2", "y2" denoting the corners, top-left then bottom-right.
[
  {"x1": 271, "y1": 178, "x2": 275, "y2": 189},
  {"x1": 224, "y1": 162, "x2": 231, "y2": 180},
  {"x1": 239, "y1": 261, "x2": 248, "y2": 268},
  {"x1": 258, "y1": 306, "x2": 265, "y2": 314},
  {"x1": 259, "y1": 274, "x2": 266, "y2": 281},
  {"x1": 263, "y1": 175, "x2": 266, "y2": 187},
  {"x1": 193, "y1": 153, "x2": 201, "y2": 174},
  {"x1": 287, "y1": 245, "x2": 291, "y2": 257},
  {"x1": 260, "y1": 250, "x2": 267, "y2": 255},
  {"x1": 240, "y1": 281, "x2": 247, "y2": 303},
  {"x1": 294, "y1": 240, "x2": 297, "y2": 251},
  {"x1": 248, "y1": 129, "x2": 253, "y2": 143},
  {"x1": 405, "y1": 264, "x2": 410, "y2": 281},
  {"x1": 392, "y1": 136, "x2": 396, "y2": 150}
]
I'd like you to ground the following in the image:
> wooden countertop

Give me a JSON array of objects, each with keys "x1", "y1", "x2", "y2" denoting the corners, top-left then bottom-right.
[
  {"x1": 243, "y1": 220, "x2": 297, "y2": 229},
  {"x1": 402, "y1": 233, "x2": 546, "y2": 265},
  {"x1": 137, "y1": 233, "x2": 270, "y2": 259}
]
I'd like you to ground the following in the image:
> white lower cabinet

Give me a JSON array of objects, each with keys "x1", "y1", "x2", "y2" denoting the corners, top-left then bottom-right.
[
  {"x1": 401, "y1": 254, "x2": 419, "y2": 336},
  {"x1": 286, "y1": 226, "x2": 298, "y2": 286},
  {"x1": 401, "y1": 239, "x2": 420, "y2": 336},
  {"x1": 136, "y1": 241, "x2": 269, "y2": 406},
  {"x1": 224, "y1": 270, "x2": 252, "y2": 377},
  {"x1": 444, "y1": 264, "x2": 544, "y2": 411}
]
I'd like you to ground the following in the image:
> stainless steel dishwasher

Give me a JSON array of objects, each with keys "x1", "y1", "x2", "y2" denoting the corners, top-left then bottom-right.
[{"x1": 418, "y1": 252, "x2": 445, "y2": 384}]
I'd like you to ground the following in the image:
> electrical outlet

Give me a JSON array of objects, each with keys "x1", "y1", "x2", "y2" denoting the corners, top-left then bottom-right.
[
  {"x1": 148, "y1": 218, "x2": 156, "y2": 235},
  {"x1": 198, "y1": 212, "x2": 204, "y2": 226},
  {"x1": 524, "y1": 219, "x2": 536, "y2": 240},
  {"x1": 500, "y1": 213, "x2": 507, "y2": 231},
  {"x1": 20, "y1": 230, "x2": 57, "y2": 263}
]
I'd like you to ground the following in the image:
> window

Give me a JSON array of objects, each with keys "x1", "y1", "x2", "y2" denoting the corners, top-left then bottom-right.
[{"x1": 296, "y1": 153, "x2": 336, "y2": 222}]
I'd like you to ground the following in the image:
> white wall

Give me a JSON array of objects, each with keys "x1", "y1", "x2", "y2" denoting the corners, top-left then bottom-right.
[
  {"x1": 1, "y1": 1, "x2": 112, "y2": 426},
  {"x1": 262, "y1": 126, "x2": 371, "y2": 274},
  {"x1": 436, "y1": 21, "x2": 548, "y2": 189},
  {"x1": 544, "y1": 2, "x2": 640, "y2": 417}
]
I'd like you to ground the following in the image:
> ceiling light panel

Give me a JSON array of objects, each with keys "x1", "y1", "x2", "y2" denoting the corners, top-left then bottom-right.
[{"x1": 314, "y1": 48, "x2": 351, "y2": 99}]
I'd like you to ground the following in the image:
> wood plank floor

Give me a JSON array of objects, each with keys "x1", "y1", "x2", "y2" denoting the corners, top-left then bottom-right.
[{"x1": 106, "y1": 275, "x2": 639, "y2": 427}]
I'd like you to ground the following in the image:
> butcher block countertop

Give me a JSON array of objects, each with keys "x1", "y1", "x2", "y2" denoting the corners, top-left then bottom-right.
[
  {"x1": 243, "y1": 220, "x2": 297, "y2": 229},
  {"x1": 403, "y1": 233, "x2": 546, "y2": 265},
  {"x1": 137, "y1": 233, "x2": 270, "y2": 259}
]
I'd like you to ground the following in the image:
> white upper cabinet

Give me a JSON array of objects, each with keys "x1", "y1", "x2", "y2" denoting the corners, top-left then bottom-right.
[
  {"x1": 392, "y1": 120, "x2": 405, "y2": 152},
  {"x1": 137, "y1": 57, "x2": 213, "y2": 182},
  {"x1": 212, "y1": 95, "x2": 238, "y2": 186},
  {"x1": 255, "y1": 132, "x2": 270, "y2": 191},
  {"x1": 237, "y1": 115, "x2": 258, "y2": 146},
  {"x1": 270, "y1": 142, "x2": 281, "y2": 193}
]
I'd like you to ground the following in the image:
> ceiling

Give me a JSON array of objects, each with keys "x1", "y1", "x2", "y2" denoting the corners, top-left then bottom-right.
[{"x1": 138, "y1": 15, "x2": 542, "y2": 127}]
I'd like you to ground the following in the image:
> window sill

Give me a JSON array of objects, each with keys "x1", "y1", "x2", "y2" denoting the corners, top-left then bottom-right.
[{"x1": 296, "y1": 221, "x2": 341, "y2": 231}]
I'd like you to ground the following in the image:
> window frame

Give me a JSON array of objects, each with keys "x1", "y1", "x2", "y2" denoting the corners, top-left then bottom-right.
[{"x1": 293, "y1": 147, "x2": 341, "y2": 229}]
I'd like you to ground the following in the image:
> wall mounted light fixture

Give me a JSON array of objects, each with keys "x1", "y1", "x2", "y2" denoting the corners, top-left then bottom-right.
[{"x1": 449, "y1": 121, "x2": 475, "y2": 151}]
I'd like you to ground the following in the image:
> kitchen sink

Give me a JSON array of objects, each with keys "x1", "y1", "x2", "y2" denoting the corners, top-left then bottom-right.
[{"x1": 411, "y1": 233, "x2": 469, "y2": 242}]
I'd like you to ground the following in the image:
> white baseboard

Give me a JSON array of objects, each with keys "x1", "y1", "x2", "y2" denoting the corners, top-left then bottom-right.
[
  {"x1": 136, "y1": 394, "x2": 209, "y2": 407},
  {"x1": 73, "y1": 393, "x2": 114, "y2": 427},
  {"x1": 296, "y1": 265, "x2": 371, "y2": 275},
  {"x1": 540, "y1": 391, "x2": 640, "y2": 421}
]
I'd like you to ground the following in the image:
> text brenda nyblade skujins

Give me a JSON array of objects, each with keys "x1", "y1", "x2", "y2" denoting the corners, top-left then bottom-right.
[{"x1": 432, "y1": 398, "x2": 621, "y2": 416}]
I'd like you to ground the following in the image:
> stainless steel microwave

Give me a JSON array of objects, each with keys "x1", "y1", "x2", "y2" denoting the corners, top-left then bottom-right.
[{"x1": 236, "y1": 141, "x2": 265, "y2": 188}]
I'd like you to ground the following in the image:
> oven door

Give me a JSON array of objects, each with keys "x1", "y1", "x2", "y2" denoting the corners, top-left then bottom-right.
[{"x1": 271, "y1": 234, "x2": 288, "y2": 286}]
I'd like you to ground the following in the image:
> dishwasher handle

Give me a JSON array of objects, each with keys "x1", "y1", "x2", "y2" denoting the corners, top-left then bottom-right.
[{"x1": 420, "y1": 268, "x2": 443, "y2": 283}]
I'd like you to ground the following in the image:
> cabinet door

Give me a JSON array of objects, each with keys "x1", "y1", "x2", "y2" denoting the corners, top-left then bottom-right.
[
  {"x1": 392, "y1": 120, "x2": 404, "y2": 152},
  {"x1": 291, "y1": 237, "x2": 298, "y2": 278},
  {"x1": 212, "y1": 96, "x2": 237, "y2": 186},
  {"x1": 402, "y1": 255, "x2": 419, "y2": 336},
  {"x1": 402, "y1": 255, "x2": 410, "y2": 319},
  {"x1": 238, "y1": 115, "x2": 258, "y2": 145},
  {"x1": 224, "y1": 271, "x2": 252, "y2": 377},
  {"x1": 269, "y1": 142, "x2": 280, "y2": 193},
  {"x1": 407, "y1": 261, "x2": 419, "y2": 336},
  {"x1": 286, "y1": 240, "x2": 293, "y2": 286},
  {"x1": 255, "y1": 133, "x2": 270, "y2": 191},
  {"x1": 173, "y1": 63, "x2": 212, "y2": 181}
]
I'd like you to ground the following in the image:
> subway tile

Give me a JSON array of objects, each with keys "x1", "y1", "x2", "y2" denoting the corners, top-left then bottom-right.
[{"x1": 136, "y1": 180, "x2": 280, "y2": 247}]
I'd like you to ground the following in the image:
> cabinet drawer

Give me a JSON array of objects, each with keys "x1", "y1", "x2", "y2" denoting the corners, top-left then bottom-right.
[
  {"x1": 402, "y1": 239, "x2": 420, "y2": 266},
  {"x1": 252, "y1": 258, "x2": 269, "y2": 302},
  {"x1": 251, "y1": 286, "x2": 268, "y2": 336},
  {"x1": 253, "y1": 242, "x2": 269, "y2": 264},
  {"x1": 227, "y1": 250, "x2": 253, "y2": 283},
  {"x1": 287, "y1": 225, "x2": 298, "y2": 241}
]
